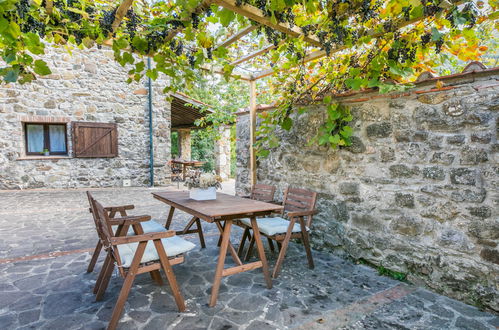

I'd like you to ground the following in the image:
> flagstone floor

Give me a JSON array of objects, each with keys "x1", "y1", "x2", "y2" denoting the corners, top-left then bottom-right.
[{"x1": 0, "y1": 186, "x2": 497, "y2": 330}]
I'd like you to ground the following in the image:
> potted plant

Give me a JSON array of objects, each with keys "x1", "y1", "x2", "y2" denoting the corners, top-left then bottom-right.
[
  {"x1": 42, "y1": 148, "x2": 50, "y2": 156},
  {"x1": 185, "y1": 172, "x2": 222, "y2": 200}
]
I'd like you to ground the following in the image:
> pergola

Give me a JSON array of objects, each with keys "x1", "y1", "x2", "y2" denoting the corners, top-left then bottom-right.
[{"x1": 97, "y1": 0, "x2": 467, "y2": 185}]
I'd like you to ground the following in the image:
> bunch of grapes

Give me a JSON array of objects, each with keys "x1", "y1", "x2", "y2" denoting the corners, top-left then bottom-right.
[
  {"x1": 100, "y1": 8, "x2": 117, "y2": 35},
  {"x1": 175, "y1": 40, "x2": 184, "y2": 56},
  {"x1": 191, "y1": 13, "x2": 200, "y2": 29},
  {"x1": 387, "y1": 41, "x2": 416, "y2": 63},
  {"x1": 188, "y1": 53, "x2": 196, "y2": 68},
  {"x1": 16, "y1": 0, "x2": 30, "y2": 20},
  {"x1": 323, "y1": 41, "x2": 333, "y2": 56},
  {"x1": 420, "y1": 33, "x2": 431, "y2": 45},
  {"x1": 402, "y1": 6, "x2": 411, "y2": 21},
  {"x1": 20, "y1": 16, "x2": 46, "y2": 37},
  {"x1": 435, "y1": 38, "x2": 444, "y2": 53},
  {"x1": 126, "y1": 9, "x2": 141, "y2": 39},
  {"x1": 206, "y1": 47, "x2": 212, "y2": 60},
  {"x1": 146, "y1": 31, "x2": 167, "y2": 53},
  {"x1": 255, "y1": 0, "x2": 266, "y2": 12},
  {"x1": 359, "y1": 0, "x2": 381, "y2": 22},
  {"x1": 72, "y1": 30, "x2": 85, "y2": 45},
  {"x1": 423, "y1": 0, "x2": 443, "y2": 16}
]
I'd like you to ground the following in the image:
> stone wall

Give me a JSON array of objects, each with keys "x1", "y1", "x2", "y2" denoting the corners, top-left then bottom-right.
[
  {"x1": 0, "y1": 46, "x2": 171, "y2": 189},
  {"x1": 236, "y1": 69, "x2": 499, "y2": 311}
]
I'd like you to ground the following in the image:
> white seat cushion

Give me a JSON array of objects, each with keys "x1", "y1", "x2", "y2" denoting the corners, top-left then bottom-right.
[
  {"x1": 240, "y1": 217, "x2": 309, "y2": 236},
  {"x1": 117, "y1": 236, "x2": 196, "y2": 268},
  {"x1": 112, "y1": 220, "x2": 166, "y2": 236}
]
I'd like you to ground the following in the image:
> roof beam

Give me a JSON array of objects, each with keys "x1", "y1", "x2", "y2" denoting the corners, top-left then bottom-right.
[
  {"x1": 216, "y1": 25, "x2": 259, "y2": 49},
  {"x1": 212, "y1": 0, "x2": 321, "y2": 47}
]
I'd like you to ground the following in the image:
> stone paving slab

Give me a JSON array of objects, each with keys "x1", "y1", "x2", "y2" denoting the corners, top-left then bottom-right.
[{"x1": 0, "y1": 187, "x2": 497, "y2": 329}]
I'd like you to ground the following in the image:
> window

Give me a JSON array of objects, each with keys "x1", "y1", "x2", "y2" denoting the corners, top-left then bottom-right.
[{"x1": 24, "y1": 123, "x2": 68, "y2": 156}]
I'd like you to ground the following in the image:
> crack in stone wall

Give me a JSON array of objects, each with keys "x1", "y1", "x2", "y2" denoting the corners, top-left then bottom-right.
[{"x1": 236, "y1": 73, "x2": 499, "y2": 312}]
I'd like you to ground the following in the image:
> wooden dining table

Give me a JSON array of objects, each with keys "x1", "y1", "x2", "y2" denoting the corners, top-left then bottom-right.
[
  {"x1": 152, "y1": 191, "x2": 283, "y2": 307},
  {"x1": 170, "y1": 159, "x2": 205, "y2": 181}
]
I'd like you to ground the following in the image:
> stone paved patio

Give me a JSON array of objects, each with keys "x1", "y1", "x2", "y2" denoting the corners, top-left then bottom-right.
[{"x1": 0, "y1": 186, "x2": 497, "y2": 330}]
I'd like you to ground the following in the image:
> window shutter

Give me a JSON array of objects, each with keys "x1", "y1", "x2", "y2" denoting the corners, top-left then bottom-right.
[{"x1": 72, "y1": 122, "x2": 118, "y2": 158}]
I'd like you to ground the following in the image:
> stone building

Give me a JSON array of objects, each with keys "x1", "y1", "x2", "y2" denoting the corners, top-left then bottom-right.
[
  {"x1": 0, "y1": 46, "x2": 230, "y2": 189},
  {"x1": 236, "y1": 64, "x2": 499, "y2": 312}
]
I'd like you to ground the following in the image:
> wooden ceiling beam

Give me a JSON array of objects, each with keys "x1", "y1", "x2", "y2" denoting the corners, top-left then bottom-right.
[
  {"x1": 216, "y1": 25, "x2": 259, "y2": 49},
  {"x1": 212, "y1": 0, "x2": 321, "y2": 47}
]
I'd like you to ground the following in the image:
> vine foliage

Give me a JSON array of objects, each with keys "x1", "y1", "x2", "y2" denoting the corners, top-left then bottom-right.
[{"x1": 0, "y1": 0, "x2": 497, "y2": 154}]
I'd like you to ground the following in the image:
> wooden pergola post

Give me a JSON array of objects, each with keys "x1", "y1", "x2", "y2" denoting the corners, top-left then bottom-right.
[{"x1": 249, "y1": 80, "x2": 257, "y2": 186}]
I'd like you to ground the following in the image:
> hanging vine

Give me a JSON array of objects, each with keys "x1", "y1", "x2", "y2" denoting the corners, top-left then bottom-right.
[{"x1": 0, "y1": 0, "x2": 497, "y2": 154}]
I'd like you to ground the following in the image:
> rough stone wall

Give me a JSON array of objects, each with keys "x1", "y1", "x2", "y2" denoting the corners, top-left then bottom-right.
[
  {"x1": 0, "y1": 46, "x2": 171, "y2": 189},
  {"x1": 215, "y1": 126, "x2": 232, "y2": 180},
  {"x1": 236, "y1": 70, "x2": 499, "y2": 311}
]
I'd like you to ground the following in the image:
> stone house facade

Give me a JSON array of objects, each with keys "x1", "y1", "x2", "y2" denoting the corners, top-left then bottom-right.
[
  {"x1": 0, "y1": 46, "x2": 231, "y2": 190},
  {"x1": 236, "y1": 66, "x2": 499, "y2": 311}
]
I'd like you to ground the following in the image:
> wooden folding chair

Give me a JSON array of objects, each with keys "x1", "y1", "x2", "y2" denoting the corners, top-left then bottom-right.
[
  {"x1": 89, "y1": 196, "x2": 195, "y2": 330},
  {"x1": 232, "y1": 184, "x2": 277, "y2": 252},
  {"x1": 238, "y1": 187, "x2": 317, "y2": 278},
  {"x1": 86, "y1": 192, "x2": 166, "y2": 274}
]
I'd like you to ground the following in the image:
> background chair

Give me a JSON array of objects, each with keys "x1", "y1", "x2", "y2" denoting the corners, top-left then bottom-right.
[
  {"x1": 238, "y1": 187, "x2": 317, "y2": 278},
  {"x1": 234, "y1": 184, "x2": 277, "y2": 254}
]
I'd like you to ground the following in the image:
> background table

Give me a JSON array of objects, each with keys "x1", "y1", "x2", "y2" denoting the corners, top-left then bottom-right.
[
  {"x1": 152, "y1": 191, "x2": 283, "y2": 306},
  {"x1": 170, "y1": 160, "x2": 205, "y2": 181}
]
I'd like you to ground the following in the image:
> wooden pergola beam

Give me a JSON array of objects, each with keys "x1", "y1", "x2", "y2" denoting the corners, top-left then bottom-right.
[
  {"x1": 216, "y1": 25, "x2": 259, "y2": 49},
  {"x1": 212, "y1": 0, "x2": 321, "y2": 47},
  {"x1": 230, "y1": 44, "x2": 277, "y2": 66},
  {"x1": 249, "y1": 80, "x2": 257, "y2": 185},
  {"x1": 200, "y1": 64, "x2": 252, "y2": 81},
  {"x1": 111, "y1": 0, "x2": 135, "y2": 34},
  {"x1": 45, "y1": 0, "x2": 53, "y2": 14}
]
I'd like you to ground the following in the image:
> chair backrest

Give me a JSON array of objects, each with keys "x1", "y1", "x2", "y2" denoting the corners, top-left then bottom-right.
[
  {"x1": 282, "y1": 187, "x2": 318, "y2": 227},
  {"x1": 87, "y1": 191, "x2": 106, "y2": 242},
  {"x1": 91, "y1": 197, "x2": 126, "y2": 271},
  {"x1": 250, "y1": 184, "x2": 276, "y2": 203}
]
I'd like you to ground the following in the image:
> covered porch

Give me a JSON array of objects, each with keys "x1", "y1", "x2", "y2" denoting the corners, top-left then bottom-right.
[{"x1": 170, "y1": 92, "x2": 232, "y2": 181}]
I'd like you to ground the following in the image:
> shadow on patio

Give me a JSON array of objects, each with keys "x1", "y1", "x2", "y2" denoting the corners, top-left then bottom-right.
[{"x1": 0, "y1": 187, "x2": 497, "y2": 329}]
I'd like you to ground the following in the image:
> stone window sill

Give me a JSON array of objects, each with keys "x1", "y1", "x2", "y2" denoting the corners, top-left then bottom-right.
[{"x1": 17, "y1": 156, "x2": 72, "y2": 161}]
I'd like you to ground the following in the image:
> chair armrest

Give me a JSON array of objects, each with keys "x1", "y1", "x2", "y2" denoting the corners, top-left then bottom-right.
[
  {"x1": 108, "y1": 215, "x2": 151, "y2": 225},
  {"x1": 111, "y1": 230, "x2": 175, "y2": 245},
  {"x1": 104, "y1": 205, "x2": 135, "y2": 212},
  {"x1": 287, "y1": 209, "x2": 318, "y2": 218}
]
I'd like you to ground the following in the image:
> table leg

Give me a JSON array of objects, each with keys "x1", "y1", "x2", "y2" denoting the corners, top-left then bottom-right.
[
  {"x1": 250, "y1": 216, "x2": 272, "y2": 289},
  {"x1": 165, "y1": 206, "x2": 175, "y2": 229},
  {"x1": 215, "y1": 222, "x2": 242, "y2": 266},
  {"x1": 210, "y1": 220, "x2": 232, "y2": 307}
]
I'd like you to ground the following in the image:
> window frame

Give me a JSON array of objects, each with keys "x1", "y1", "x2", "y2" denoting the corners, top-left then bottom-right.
[{"x1": 24, "y1": 123, "x2": 68, "y2": 156}]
